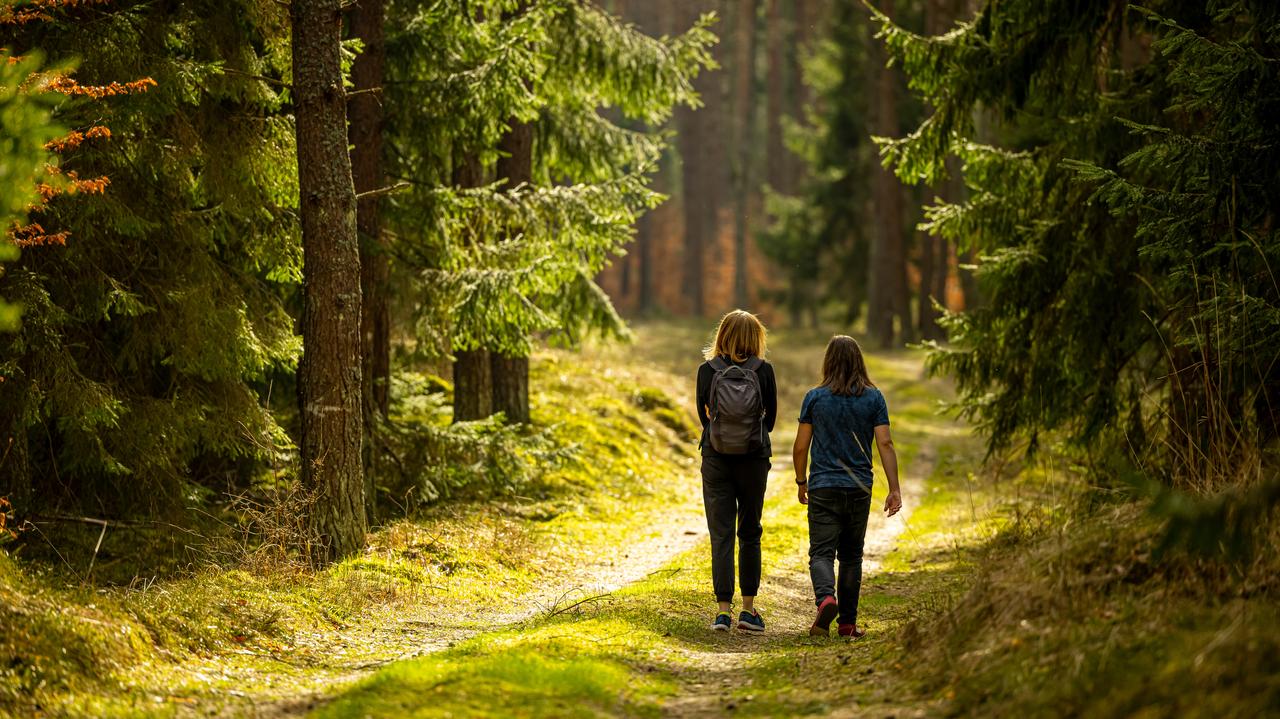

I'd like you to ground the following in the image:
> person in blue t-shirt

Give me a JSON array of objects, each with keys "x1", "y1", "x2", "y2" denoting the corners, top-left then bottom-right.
[{"x1": 792, "y1": 335, "x2": 902, "y2": 638}]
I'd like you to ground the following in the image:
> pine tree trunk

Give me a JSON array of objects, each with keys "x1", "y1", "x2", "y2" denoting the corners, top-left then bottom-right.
[
  {"x1": 292, "y1": 0, "x2": 366, "y2": 564},
  {"x1": 765, "y1": 0, "x2": 792, "y2": 195},
  {"x1": 450, "y1": 150, "x2": 492, "y2": 421},
  {"x1": 491, "y1": 117, "x2": 533, "y2": 425},
  {"x1": 677, "y1": 0, "x2": 727, "y2": 317},
  {"x1": 916, "y1": 0, "x2": 959, "y2": 342},
  {"x1": 628, "y1": 0, "x2": 661, "y2": 314},
  {"x1": 453, "y1": 348, "x2": 493, "y2": 421},
  {"x1": 490, "y1": 354, "x2": 530, "y2": 424},
  {"x1": 731, "y1": 0, "x2": 760, "y2": 309},
  {"x1": 636, "y1": 199, "x2": 656, "y2": 313},
  {"x1": 917, "y1": 228, "x2": 938, "y2": 338},
  {"x1": 868, "y1": 0, "x2": 905, "y2": 347},
  {"x1": 349, "y1": 0, "x2": 385, "y2": 524},
  {"x1": 350, "y1": 0, "x2": 387, "y2": 419}
]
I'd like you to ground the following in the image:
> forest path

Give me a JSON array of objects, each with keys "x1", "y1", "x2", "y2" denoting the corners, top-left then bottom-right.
[
  {"x1": 659, "y1": 446, "x2": 928, "y2": 718},
  {"x1": 231, "y1": 504, "x2": 712, "y2": 719},
  {"x1": 306, "y1": 324, "x2": 970, "y2": 719}
]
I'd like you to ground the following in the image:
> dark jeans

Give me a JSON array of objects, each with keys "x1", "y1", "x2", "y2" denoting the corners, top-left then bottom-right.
[
  {"x1": 701, "y1": 454, "x2": 770, "y2": 603},
  {"x1": 807, "y1": 486, "x2": 872, "y2": 625}
]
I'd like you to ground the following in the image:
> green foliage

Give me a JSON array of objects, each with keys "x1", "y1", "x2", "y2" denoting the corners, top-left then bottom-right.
[
  {"x1": 757, "y1": 0, "x2": 918, "y2": 323},
  {"x1": 386, "y1": 0, "x2": 715, "y2": 359},
  {"x1": 0, "y1": 1, "x2": 300, "y2": 515},
  {"x1": 876, "y1": 0, "x2": 1280, "y2": 489},
  {"x1": 383, "y1": 372, "x2": 571, "y2": 505},
  {"x1": 0, "y1": 343, "x2": 701, "y2": 716},
  {"x1": 0, "y1": 53, "x2": 61, "y2": 331}
]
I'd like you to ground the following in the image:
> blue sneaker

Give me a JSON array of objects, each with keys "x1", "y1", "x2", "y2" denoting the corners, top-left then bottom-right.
[
  {"x1": 738, "y1": 610, "x2": 765, "y2": 632},
  {"x1": 711, "y1": 611, "x2": 733, "y2": 631}
]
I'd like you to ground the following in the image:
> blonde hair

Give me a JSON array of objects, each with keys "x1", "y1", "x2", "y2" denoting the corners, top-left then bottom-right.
[{"x1": 704, "y1": 309, "x2": 767, "y2": 363}]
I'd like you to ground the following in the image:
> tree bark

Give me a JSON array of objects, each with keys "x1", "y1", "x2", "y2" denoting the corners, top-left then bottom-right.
[
  {"x1": 348, "y1": 0, "x2": 384, "y2": 524},
  {"x1": 765, "y1": 0, "x2": 793, "y2": 195},
  {"x1": 867, "y1": 0, "x2": 910, "y2": 347},
  {"x1": 450, "y1": 150, "x2": 493, "y2": 421},
  {"x1": 916, "y1": 0, "x2": 959, "y2": 342},
  {"x1": 677, "y1": 0, "x2": 727, "y2": 317},
  {"x1": 350, "y1": 0, "x2": 387, "y2": 420},
  {"x1": 625, "y1": 0, "x2": 666, "y2": 314},
  {"x1": 731, "y1": 0, "x2": 761, "y2": 309},
  {"x1": 490, "y1": 354, "x2": 530, "y2": 424},
  {"x1": 293, "y1": 0, "x2": 366, "y2": 564},
  {"x1": 491, "y1": 117, "x2": 534, "y2": 424}
]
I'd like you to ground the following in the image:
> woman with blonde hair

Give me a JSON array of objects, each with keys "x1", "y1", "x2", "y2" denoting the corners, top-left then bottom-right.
[{"x1": 696, "y1": 309, "x2": 777, "y2": 632}]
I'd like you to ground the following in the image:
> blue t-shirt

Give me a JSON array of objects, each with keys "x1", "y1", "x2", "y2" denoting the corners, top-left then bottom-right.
[{"x1": 798, "y1": 386, "x2": 890, "y2": 489}]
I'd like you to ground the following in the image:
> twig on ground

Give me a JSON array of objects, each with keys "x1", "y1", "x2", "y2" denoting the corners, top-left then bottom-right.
[{"x1": 544, "y1": 592, "x2": 612, "y2": 618}]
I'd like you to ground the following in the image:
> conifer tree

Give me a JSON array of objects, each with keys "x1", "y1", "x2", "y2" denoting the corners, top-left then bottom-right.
[
  {"x1": 0, "y1": 53, "x2": 59, "y2": 335},
  {"x1": 292, "y1": 0, "x2": 367, "y2": 562},
  {"x1": 758, "y1": 0, "x2": 877, "y2": 326},
  {"x1": 1, "y1": 0, "x2": 300, "y2": 519},
  {"x1": 0, "y1": 52, "x2": 60, "y2": 512},
  {"x1": 349, "y1": 0, "x2": 388, "y2": 423},
  {"x1": 385, "y1": 0, "x2": 714, "y2": 422},
  {"x1": 874, "y1": 0, "x2": 1280, "y2": 488},
  {"x1": 348, "y1": 0, "x2": 387, "y2": 523}
]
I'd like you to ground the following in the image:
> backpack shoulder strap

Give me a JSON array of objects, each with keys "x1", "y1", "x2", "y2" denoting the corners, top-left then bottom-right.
[
  {"x1": 743, "y1": 357, "x2": 764, "y2": 372},
  {"x1": 708, "y1": 356, "x2": 729, "y2": 372}
]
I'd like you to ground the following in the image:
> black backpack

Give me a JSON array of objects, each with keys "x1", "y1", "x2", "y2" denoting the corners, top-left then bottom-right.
[{"x1": 707, "y1": 356, "x2": 765, "y2": 454}]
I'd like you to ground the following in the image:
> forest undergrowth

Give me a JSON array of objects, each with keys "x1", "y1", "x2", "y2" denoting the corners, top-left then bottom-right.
[
  {"x1": 2, "y1": 323, "x2": 1277, "y2": 718},
  {"x1": 0, "y1": 334, "x2": 704, "y2": 718}
]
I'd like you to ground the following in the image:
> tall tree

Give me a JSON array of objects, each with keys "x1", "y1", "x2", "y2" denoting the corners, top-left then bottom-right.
[
  {"x1": 627, "y1": 0, "x2": 666, "y2": 314},
  {"x1": 490, "y1": 117, "x2": 534, "y2": 425},
  {"x1": 0, "y1": 52, "x2": 61, "y2": 513},
  {"x1": 764, "y1": 0, "x2": 798, "y2": 197},
  {"x1": 866, "y1": 0, "x2": 911, "y2": 347},
  {"x1": 450, "y1": 150, "x2": 493, "y2": 423},
  {"x1": 348, "y1": 0, "x2": 386, "y2": 521},
  {"x1": 876, "y1": 0, "x2": 1280, "y2": 488},
  {"x1": 0, "y1": 1, "x2": 300, "y2": 520},
  {"x1": 292, "y1": 0, "x2": 366, "y2": 562},
  {"x1": 677, "y1": 0, "x2": 727, "y2": 316},
  {"x1": 758, "y1": 0, "x2": 872, "y2": 329},
  {"x1": 914, "y1": 0, "x2": 959, "y2": 342},
  {"x1": 730, "y1": 0, "x2": 761, "y2": 309}
]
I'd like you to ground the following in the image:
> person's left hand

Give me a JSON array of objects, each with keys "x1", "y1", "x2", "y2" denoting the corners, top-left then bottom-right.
[{"x1": 797, "y1": 483, "x2": 808, "y2": 505}]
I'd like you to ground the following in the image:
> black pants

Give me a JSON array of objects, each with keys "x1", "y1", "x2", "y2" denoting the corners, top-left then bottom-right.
[
  {"x1": 807, "y1": 486, "x2": 872, "y2": 625},
  {"x1": 701, "y1": 454, "x2": 769, "y2": 603}
]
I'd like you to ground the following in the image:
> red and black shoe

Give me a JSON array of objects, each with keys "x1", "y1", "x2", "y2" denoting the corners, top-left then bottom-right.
[
  {"x1": 808, "y1": 595, "x2": 839, "y2": 636},
  {"x1": 837, "y1": 623, "x2": 866, "y2": 639}
]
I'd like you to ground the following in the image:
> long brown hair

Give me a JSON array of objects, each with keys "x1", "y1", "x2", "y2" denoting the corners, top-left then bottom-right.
[
  {"x1": 820, "y1": 335, "x2": 874, "y2": 397},
  {"x1": 704, "y1": 309, "x2": 767, "y2": 363}
]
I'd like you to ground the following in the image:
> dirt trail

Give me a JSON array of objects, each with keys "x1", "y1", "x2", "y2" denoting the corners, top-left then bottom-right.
[
  {"x1": 661, "y1": 450, "x2": 930, "y2": 718},
  {"x1": 205, "y1": 483, "x2": 713, "y2": 718}
]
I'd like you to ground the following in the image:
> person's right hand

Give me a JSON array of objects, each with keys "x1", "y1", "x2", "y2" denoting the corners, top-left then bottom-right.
[
  {"x1": 884, "y1": 490, "x2": 902, "y2": 517},
  {"x1": 797, "y1": 483, "x2": 808, "y2": 505}
]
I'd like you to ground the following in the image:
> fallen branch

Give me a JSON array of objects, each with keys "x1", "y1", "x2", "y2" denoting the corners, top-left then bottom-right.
[
  {"x1": 544, "y1": 592, "x2": 612, "y2": 619},
  {"x1": 356, "y1": 181, "x2": 410, "y2": 201}
]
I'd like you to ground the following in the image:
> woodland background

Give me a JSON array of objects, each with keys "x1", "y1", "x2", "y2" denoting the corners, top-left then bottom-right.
[{"x1": 1, "y1": 0, "x2": 1278, "y2": 715}]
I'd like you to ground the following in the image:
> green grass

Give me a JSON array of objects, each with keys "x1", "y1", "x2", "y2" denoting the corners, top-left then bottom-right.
[
  {"x1": 899, "y1": 498, "x2": 1280, "y2": 718},
  {"x1": 0, "y1": 343, "x2": 704, "y2": 718},
  {"x1": 10, "y1": 321, "x2": 1261, "y2": 718},
  {"x1": 314, "y1": 335, "x2": 974, "y2": 718}
]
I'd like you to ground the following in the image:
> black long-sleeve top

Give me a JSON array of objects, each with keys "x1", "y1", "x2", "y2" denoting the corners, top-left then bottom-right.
[{"x1": 696, "y1": 356, "x2": 778, "y2": 457}]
